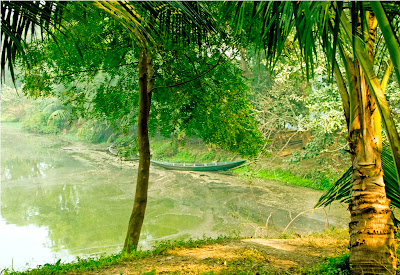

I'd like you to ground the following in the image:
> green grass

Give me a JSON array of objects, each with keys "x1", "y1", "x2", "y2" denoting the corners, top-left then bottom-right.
[
  {"x1": 197, "y1": 253, "x2": 350, "y2": 275},
  {"x1": 4, "y1": 236, "x2": 233, "y2": 275},
  {"x1": 233, "y1": 166, "x2": 327, "y2": 190},
  {"x1": 301, "y1": 253, "x2": 350, "y2": 275}
]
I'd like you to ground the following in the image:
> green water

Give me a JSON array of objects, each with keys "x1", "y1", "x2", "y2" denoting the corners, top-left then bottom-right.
[{"x1": 0, "y1": 123, "x2": 348, "y2": 271}]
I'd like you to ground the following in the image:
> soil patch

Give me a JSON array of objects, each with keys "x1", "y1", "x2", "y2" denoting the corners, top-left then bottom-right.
[{"x1": 83, "y1": 236, "x2": 348, "y2": 274}]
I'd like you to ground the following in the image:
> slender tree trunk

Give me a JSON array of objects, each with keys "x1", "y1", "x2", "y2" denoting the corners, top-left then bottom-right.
[
  {"x1": 124, "y1": 48, "x2": 153, "y2": 252},
  {"x1": 348, "y1": 12, "x2": 397, "y2": 274}
]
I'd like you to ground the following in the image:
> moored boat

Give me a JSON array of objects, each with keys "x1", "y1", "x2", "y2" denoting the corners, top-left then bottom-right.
[{"x1": 150, "y1": 159, "x2": 246, "y2": 171}]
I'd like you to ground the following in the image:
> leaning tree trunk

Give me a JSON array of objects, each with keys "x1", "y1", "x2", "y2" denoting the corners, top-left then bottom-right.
[
  {"x1": 348, "y1": 12, "x2": 397, "y2": 273},
  {"x1": 124, "y1": 47, "x2": 154, "y2": 252}
]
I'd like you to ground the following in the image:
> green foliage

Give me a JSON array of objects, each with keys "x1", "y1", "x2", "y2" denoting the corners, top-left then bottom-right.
[
  {"x1": 385, "y1": 78, "x2": 400, "y2": 129},
  {"x1": 247, "y1": 44, "x2": 347, "y2": 164},
  {"x1": 151, "y1": 140, "x2": 179, "y2": 160},
  {"x1": 302, "y1": 253, "x2": 350, "y2": 275},
  {"x1": 18, "y1": 3, "x2": 264, "y2": 159},
  {"x1": 22, "y1": 111, "x2": 60, "y2": 134},
  {"x1": 199, "y1": 151, "x2": 217, "y2": 162},
  {"x1": 19, "y1": 4, "x2": 138, "y2": 124},
  {"x1": 151, "y1": 47, "x2": 265, "y2": 158},
  {"x1": 21, "y1": 97, "x2": 69, "y2": 134},
  {"x1": 150, "y1": 138, "x2": 235, "y2": 163},
  {"x1": 0, "y1": 85, "x2": 30, "y2": 122},
  {"x1": 76, "y1": 120, "x2": 112, "y2": 143},
  {"x1": 170, "y1": 149, "x2": 197, "y2": 163},
  {"x1": 7, "y1": 93, "x2": 115, "y2": 144},
  {"x1": 251, "y1": 54, "x2": 309, "y2": 136},
  {"x1": 234, "y1": 164, "x2": 334, "y2": 190}
]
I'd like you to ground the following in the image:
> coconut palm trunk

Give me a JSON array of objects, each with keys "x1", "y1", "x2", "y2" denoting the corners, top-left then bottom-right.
[
  {"x1": 348, "y1": 70, "x2": 396, "y2": 274},
  {"x1": 124, "y1": 47, "x2": 154, "y2": 252},
  {"x1": 346, "y1": 12, "x2": 397, "y2": 274}
]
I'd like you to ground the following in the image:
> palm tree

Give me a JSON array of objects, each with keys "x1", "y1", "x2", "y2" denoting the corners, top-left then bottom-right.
[{"x1": 233, "y1": 2, "x2": 399, "y2": 273}]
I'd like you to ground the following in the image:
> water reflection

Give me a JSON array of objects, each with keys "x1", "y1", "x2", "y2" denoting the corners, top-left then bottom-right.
[
  {"x1": 1, "y1": 171, "x2": 133, "y2": 254},
  {"x1": 1, "y1": 123, "x2": 349, "y2": 271},
  {"x1": 2, "y1": 157, "x2": 54, "y2": 181}
]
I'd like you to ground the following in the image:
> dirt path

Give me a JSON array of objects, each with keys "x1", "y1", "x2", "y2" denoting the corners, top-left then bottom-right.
[{"x1": 83, "y1": 235, "x2": 348, "y2": 274}]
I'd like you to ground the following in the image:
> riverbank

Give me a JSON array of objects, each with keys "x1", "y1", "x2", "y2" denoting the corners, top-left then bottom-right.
[
  {"x1": 1, "y1": 114, "x2": 348, "y2": 192},
  {"x1": 2, "y1": 122, "x2": 349, "y2": 273},
  {"x1": 4, "y1": 229, "x2": 351, "y2": 275}
]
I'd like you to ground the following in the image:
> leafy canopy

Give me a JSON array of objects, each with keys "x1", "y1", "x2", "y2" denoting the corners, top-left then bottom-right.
[{"x1": 19, "y1": 2, "x2": 264, "y2": 158}]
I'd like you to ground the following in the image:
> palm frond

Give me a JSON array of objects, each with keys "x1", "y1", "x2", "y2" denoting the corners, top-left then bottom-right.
[
  {"x1": 42, "y1": 102, "x2": 64, "y2": 115},
  {"x1": 1, "y1": 1, "x2": 65, "y2": 83},
  {"x1": 316, "y1": 143, "x2": 400, "y2": 208},
  {"x1": 47, "y1": 109, "x2": 69, "y2": 125},
  {"x1": 370, "y1": 2, "x2": 400, "y2": 93},
  {"x1": 93, "y1": 1, "x2": 216, "y2": 49}
]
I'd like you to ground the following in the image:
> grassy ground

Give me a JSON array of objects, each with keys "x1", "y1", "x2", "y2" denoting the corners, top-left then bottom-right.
[{"x1": 5, "y1": 230, "x2": 351, "y2": 275}]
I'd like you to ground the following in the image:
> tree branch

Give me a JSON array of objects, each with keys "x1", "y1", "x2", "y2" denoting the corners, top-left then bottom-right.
[
  {"x1": 150, "y1": 55, "x2": 222, "y2": 93},
  {"x1": 57, "y1": 61, "x2": 138, "y2": 78}
]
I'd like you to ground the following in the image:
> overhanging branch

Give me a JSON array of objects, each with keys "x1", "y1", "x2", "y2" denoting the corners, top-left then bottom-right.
[
  {"x1": 57, "y1": 61, "x2": 138, "y2": 78},
  {"x1": 150, "y1": 55, "x2": 222, "y2": 93}
]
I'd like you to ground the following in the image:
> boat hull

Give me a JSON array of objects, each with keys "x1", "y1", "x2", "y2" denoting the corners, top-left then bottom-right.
[{"x1": 150, "y1": 160, "x2": 246, "y2": 171}]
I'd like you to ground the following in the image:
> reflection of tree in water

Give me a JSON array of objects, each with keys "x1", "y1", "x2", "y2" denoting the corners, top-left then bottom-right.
[
  {"x1": 2, "y1": 156, "x2": 54, "y2": 180},
  {"x1": 1, "y1": 180, "x2": 132, "y2": 254},
  {"x1": 1, "y1": 126, "x2": 132, "y2": 255}
]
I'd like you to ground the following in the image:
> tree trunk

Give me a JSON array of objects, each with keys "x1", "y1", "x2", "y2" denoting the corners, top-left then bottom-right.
[
  {"x1": 348, "y1": 75, "x2": 397, "y2": 274},
  {"x1": 124, "y1": 48, "x2": 153, "y2": 252},
  {"x1": 348, "y1": 13, "x2": 397, "y2": 273}
]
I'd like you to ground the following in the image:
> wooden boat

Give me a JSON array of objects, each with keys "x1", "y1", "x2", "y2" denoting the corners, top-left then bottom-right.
[{"x1": 150, "y1": 159, "x2": 246, "y2": 171}]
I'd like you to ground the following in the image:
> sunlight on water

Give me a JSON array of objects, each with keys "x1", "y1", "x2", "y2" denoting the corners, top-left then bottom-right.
[{"x1": 0, "y1": 218, "x2": 74, "y2": 270}]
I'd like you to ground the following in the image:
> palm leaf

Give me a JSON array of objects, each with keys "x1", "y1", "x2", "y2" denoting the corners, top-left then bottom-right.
[
  {"x1": 316, "y1": 143, "x2": 400, "y2": 209},
  {"x1": 370, "y1": 3, "x2": 400, "y2": 84},
  {"x1": 339, "y1": 11, "x2": 400, "y2": 185},
  {"x1": 93, "y1": 1, "x2": 216, "y2": 49},
  {"x1": 1, "y1": 1, "x2": 65, "y2": 83},
  {"x1": 47, "y1": 109, "x2": 69, "y2": 125},
  {"x1": 42, "y1": 101, "x2": 64, "y2": 115},
  {"x1": 231, "y1": 1, "x2": 296, "y2": 70}
]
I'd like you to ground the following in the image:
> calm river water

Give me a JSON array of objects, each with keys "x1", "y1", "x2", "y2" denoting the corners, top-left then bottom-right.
[{"x1": 0, "y1": 123, "x2": 349, "y2": 271}]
